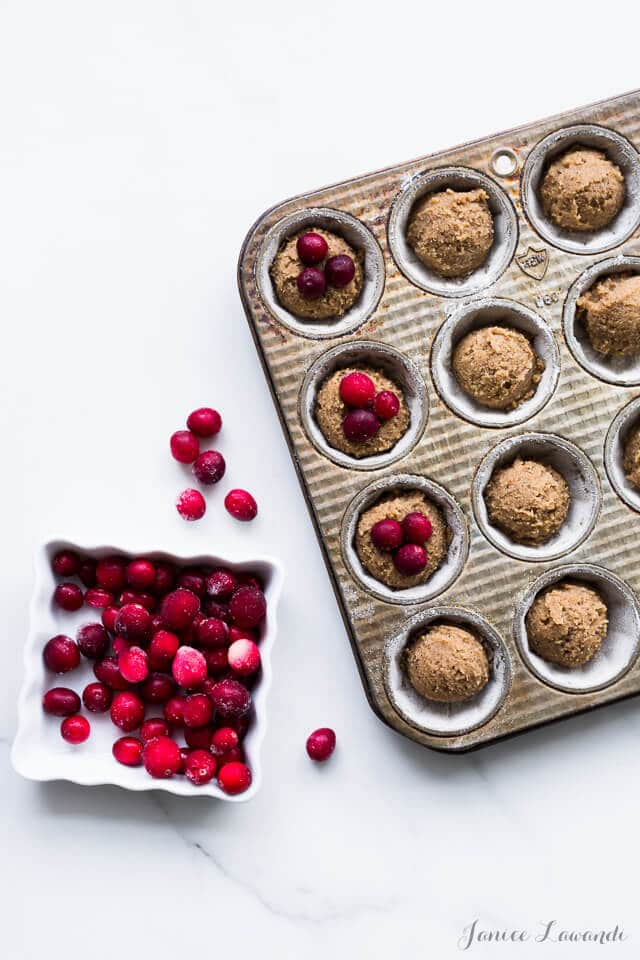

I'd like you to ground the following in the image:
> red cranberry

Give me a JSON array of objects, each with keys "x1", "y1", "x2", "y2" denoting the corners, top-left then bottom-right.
[
  {"x1": 187, "y1": 407, "x2": 222, "y2": 438},
  {"x1": 52, "y1": 549, "x2": 80, "y2": 577},
  {"x1": 76, "y1": 622, "x2": 109, "y2": 660},
  {"x1": 93, "y1": 656, "x2": 130, "y2": 690},
  {"x1": 224, "y1": 489, "x2": 258, "y2": 522},
  {"x1": 112, "y1": 736, "x2": 143, "y2": 767},
  {"x1": 149, "y1": 613, "x2": 164, "y2": 633},
  {"x1": 161, "y1": 588, "x2": 200, "y2": 631},
  {"x1": 143, "y1": 736, "x2": 181, "y2": 779},
  {"x1": 164, "y1": 695, "x2": 188, "y2": 727},
  {"x1": 218, "y1": 761, "x2": 252, "y2": 795},
  {"x1": 115, "y1": 603, "x2": 151, "y2": 644},
  {"x1": 153, "y1": 562, "x2": 176, "y2": 595},
  {"x1": 183, "y1": 693, "x2": 213, "y2": 728},
  {"x1": 226, "y1": 713, "x2": 250, "y2": 740},
  {"x1": 393, "y1": 543, "x2": 427, "y2": 576},
  {"x1": 204, "y1": 599, "x2": 230, "y2": 621},
  {"x1": 140, "y1": 671, "x2": 177, "y2": 704},
  {"x1": 148, "y1": 630, "x2": 180, "y2": 669},
  {"x1": 53, "y1": 583, "x2": 83, "y2": 612},
  {"x1": 195, "y1": 617, "x2": 228, "y2": 649},
  {"x1": 339, "y1": 371, "x2": 376, "y2": 408},
  {"x1": 193, "y1": 450, "x2": 226, "y2": 485},
  {"x1": 119, "y1": 646, "x2": 149, "y2": 683},
  {"x1": 42, "y1": 687, "x2": 81, "y2": 717},
  {"x1": 61, "y1": 715, "x2": 90, "y2": 745},
  {"x1": 325, "y1": 254, "x2": 355, "y2": 288},
  {"x1": 96, "y1": 557, "x2": 126, "y2": 592},
  {"x1": 209, "y1": 678, "x2": 251, "y2": 721},
  {"x1": 296, "y1": 232, "x2": 328, "y2": 265},
  {"x1": 373, "y1": 390, "x2": 400, "y2": 420},
  {"x1": 228, "y1": 639, "x2": 261, "y2": 677},
  {"x1": 184, "y1": 749, "x2": 217, "y2": 786},
  {"x1": 176, "y1": 488, "x2": 206, "y2": 521},
  {"x1": 101, "y1": 606, "x2": 119, "y2": 633},
  {"x1": 228, "y1": 625, "x2": 258, "y2": 643},
  {"x1": 176, "y1": 570, "x2": 205, "y2": 596},
  {"x1": 78, "y1": 558, "x2": 97, "y2": 588},
  {"x1": 297, "y1": 267, "x2": 326, "y2": 299},
  {"x1": 216, "y1": 746, "x2": 245, "y2": 766},
  {"x1": 342, "y1": 409, "x2": 380, "y2": 442},
  {"x1": 184, "y1": 726, "x2": 213, "y2": 749},
  {"x1": 204, "y1": 649, "x2": 228, "y2": 676},
  {"x1": 126, "y1": 558, "x2": 156, "y2": 590},
  {"x1": 237, "y1": 572, "x2": 263, "y2": 590},
  {"x1": 110, "y1": 691, "x2": 145, "y2": 732},
  {"x1": 205, "y1": 569, "x2": 238, "y2": 600},
  {"x1": 84, "y1": 588, "x2": 113, "y2": 609},
  {"x1": 118, "y1": 589, "x2": 156, "y2": 611},
  {"x1": 82, "y1": 681, "x2": 112, "y2": 713},
  {"x1": 211, "y1": 727, "x2": 239, "y2": 756},
  {"x1": 43, "y1": 635, "x2": 80, "y2": 674},
  {"x1": 229, "y1": 586, "x2": 266, "y2": 629},
  {"x1": 112, "y1": 637, "x2": 130, "y2": 656},
  {"x1": 172, "y1": 646, "x2": 207, "y2": 689},
  {"x1": 402, "y1": 512, "x2": 433, "y2": 544},
  {"x1": 170, "y1": 429, "x2": 200, "y2": 464},
  {"x1": 370, "y1": 518, "x2": 403, "y2": 552},
  {"x1": 140, "y1": 717, "x2": 170, "y2": 744},
  {"x1": 306, "y1": 727, "x2": 336, "y2": 762}
]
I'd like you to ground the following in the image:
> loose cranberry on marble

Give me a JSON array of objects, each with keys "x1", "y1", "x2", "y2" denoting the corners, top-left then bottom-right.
[
  {"x1": 306, "y1": 727, "x2": 336, "y2": 762},
  {"x1": 140, "y1": 717, "x2": 170, "y2": 744},
  {"x1": 195, "y1": 617, "x2": 228, "y2": 650},
  {"x1": 402, "y1": 512, "x2": 433, "y2": 544},
  {"x1": 170, "y1": 429, "x2": 200, "y2": 464},
  {"x1": 84, "y1": 588, "x2": 113, "y2": 609},
  {"x1": 184, "y1": 749, "x2": 217, "y2": 786},
  {"x1": 325, "y1": 254, "x2": 355, "y2": 288},
  {"x1": 229, "y1": 586, "x2": 266, "y2": 629},
  {"x1": 52, "y1": 549, "x2": 80, "y2": 577},
  {"x1": 393, "y1": 543, "x2": 427, "y2": 576},
  {"x1": 112, "y1": 736, "x2": 143, "y2": 767},
  {"x1": 42, "y1": 687, "x2": 81, "y2": 717},
  {"x1": 193, "y1": 450, "x2": 226, "y2": 486},
  {"x1": 53, "y1": 583, "x2": 83, "y2": 612},
  {"x1": 93, "y1": 656, "x2": 130, "y2": 690},
  {"x1": 110, "y1": 691, "x2": 145, "y2": 732},
  {"x1": 143, "y1": 736, "x2": 181, "y2": 779},
  {"x1": 78, "y1": 558, "x2": 97, "y2": 588},
  {"x1": 228, "y1": 639, "x2": 261, "y2": 677},
  {"x1": 224, "y1": 489, "x2": 258, "y2": 522},
  {"x1": 61, "y1": 715, "x2": 90, "y2": 745},
  {"x1": 205, "y1": 569, "x2": 238, "y2": 600},
  {"x1": 187, "y1": 407, "x2": 222, "y2": 438},
  {"x1": 176, "y1": 488, "x2": 206, "y2": 521},
  {"x1": 43, "y1": 635, "x2": 80, "y2": 674},
  {"x1": 76, "y1": 622, "x2": 109, "y2": 660},
  {"x1": 342, "y1": 409, "x2": 380, "y2": 443},
  {"x1": 297, "y1": 267, "x2": 326, "y2": 300},
  {"x1": 163, "y1": 695, "x2": 188, "y2": 728},
  {"x1": 161, "y1": 588, "x2": 200, "y2": 631},
  {"x1": 139, "y1": 671, "x2": 176, "y2": 704},
  {"x1": 209, "y1": 679, "x2": 252, "y2": 721},
  {"x1": 183, "y1": 693, "x2": 213, "y2": 729},
  {"x1": 148, "y1": 630, "x2": 180, "y2": 669},
  {"x1": 125, "y1": 559, "x2": 156, "y2": 591},
  {"x1": 119, "y1": 646, "x2": 149, "y2": 684},
  {"x1": 218, "y1": 761, "x2": 252, "y2": 795},
  {"x1": 339, "y1": 371, "x2": 376, "y2": 409},
  {"x1": 115, "y1": 603, "x2": 152, "y2": 644},
  {"x1": 172, "y1": 646, "x2": 207, "y2": 689},
  {"x1": 373, "y1": 390, "x2": 400, "y2": 420},
  {"x1": 370, "y1": 518, "x2": 403, "y2": 552},
  {"x1": 82, "y1": 681, "x2": 112, "y2": 713},
  {"x1": 296, "y1": 232, "x2": 328, "y2": 265},
  {"x1": 96, "y1": 557, "x2": 126, "y2": 593}
]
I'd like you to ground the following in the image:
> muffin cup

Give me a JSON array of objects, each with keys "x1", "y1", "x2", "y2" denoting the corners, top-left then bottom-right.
[
  {"x1": 384, "y1": 606, "x2": 512, "y2": 737},
  {"x1": 341, "y1": 474, "x2": 469, "y2": 605},
  {"x1": 604, "y1": 395, "x2": 640, "y2": 512},
  {"x1": 472, "y1": 433, "x2": 602, "y2": 563},
  {"x1": 513, "y1": 563, "x2": 640, "y2": 694},
  {"x1": 521, "y1": 125, "x2": 640, "y2": 255},
  {"x1": 387, "y1": 166, "x2": 518, "y2": 298},
  {"x1": 299, "y1": 340, "x2": 428, "y2": 470},
  {"x1": 563, "y1": 256, "x2": 640, "y2": 386},
  {"x1": 254, "y1": 206, "x2": 385, "y2": 339},
  {"x1": 430, "y1": 297, "x2": 560, "y2": 428}
]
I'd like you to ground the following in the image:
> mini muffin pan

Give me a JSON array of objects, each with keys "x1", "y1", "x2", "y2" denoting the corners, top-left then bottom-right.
[{"x1": 239, "y1": 89, "x2": 640, "y2": 751}]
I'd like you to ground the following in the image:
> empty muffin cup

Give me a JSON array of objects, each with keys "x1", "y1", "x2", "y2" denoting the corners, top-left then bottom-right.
[
  {"x1": 521, "y1": 125, "x2": 640, "y2": 255},
  {"x1": 255, "y1": 206, "x2": 385, "y2": 339},
  {"x1": 514, "y1": 563, "x2": 640, "y2": 694},
  {"x1": 384, "y1": 606, "x2": 512, "y2": 737},
  {"x1": 472, "y1": 433, "x2": 601, "y2": 563},
  {"x1": 387, "y1": 166, "x2": 518, "y2": 298},
  {"x1": 431, "y1": 298, "x2": 559, "y2": 428},
  {"x1": 604, "y1": 395, "x2": 640, "y2": 512}
]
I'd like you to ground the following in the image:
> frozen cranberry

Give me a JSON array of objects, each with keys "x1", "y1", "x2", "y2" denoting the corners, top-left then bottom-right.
[
  {"x1": 148, "y1": 630, "x2": 180, "y2": 669},
  {"x1": 140, "y1": 671, "x2": 176, "y2": 704},
  {"x1": 93, "y1": 656, "x2": 130, "y2": 690},
  {"x1": 195, "y1": 617, "x2": 228, "y2": 650},
  {"x1": 228, "y1": 639, "x2": 261, "y2": 677},
  {"x1": 140, "y1": 717, "x2": 170, "y2": 744},
  {"x1": 112, "y1": 736, "x2": 143, "y2": 767},
  {"x1": 172, "y1": 646, "x2": 207, "y2": 689},
  {"x1": 52, "y1": 549, "x2": 80, "y2": 577},
  {"x1": 373, "y1": 390, "x2": 400, "y2": 420},
  {"x1": 210, "y1": 727, "x2": 239, "y2": 755},
  {"x1": 229, "y1": 586, "x2": 266, "y2": 629},
  {"x1": 112, "y1": 637, "x2": 129, "y2": 656},
  {"x1": 110, "y1": 691, "x2": 145, "y2": 732},
  {"x1": 78, "y1": 558, "x2": 97, "y2": 588},
  {"x1": 184, "y1": 726, "x2": 213, "y2": 749},
  {"x1": 115, "y1": 603, "x2": 151, "y2": 644},
  {"x1": 42, "y1": 687, "x2": 81, "y2": 717},
  {"x1": 209, "y1": 678, "x2": 251, "y2": 721},
  {"x1": 325, "y1": 254, "x2": 355, "y2": 288},
  {"x1": 119, "y1": 646, "x2": 149, "y2": 683},
  {"x1": 224, "y1": 489, "x2": 258, "y2": 522},
  {"x1": 205, "y1": 569, "x2": 238, "y2": 600},
  {"x1": 126, "y1": 558, "x2": 156, "y2": 590},
  {"x1": 143, "y1": 736, "x2": 181, "y2": 778},
  {"x1": 161, "y1": 588, "x2": 200, "y2": 631},
  {"x1": 84, "y1": 588, "x2": 113, "y2": 609},
  {"x1": 342, "y1": 409, "x2": 380, "y2": 442},
  {"x1": 216, "y1": 746, "x2": 245, "y2": 766},
  {"x1": 204, "y1": 599, "x2": 230, "y2": 622},
  {"x1": 101, "y1": 606, "x2": 119, "y2": 633},
  {"x1": 296, "y1": 232, "x2": 328, "y2": 265},
  {"x1": 339, "y1": 371, "x2": 376, "y2": 408},
  {"x1": 176, "y1": 488, "x2": 206, "y2": 521},
  {"x1": 306, "y1": 727, "x2": 336, "y2": 762},
  {"x1": 149, "y1": 613, "x2": 164, "y2": 633},
  {"x1": 193, "y1": 450, "x2": 226, "y2": 485},
  {"x1": 170, "y1": 429, "x2": 200, "y2": 464},
  {"x1": 218, "y1": 761, "x2": 252, "y2": 795},
  {"x1": 82, "y1": 681, "x2": 112, "y2": 713},
  {"x1": 96, "y1": 557, "x2": 126, "y2": 592},
  {"x1": 187, "y1": 407, "x2": 222, "y2": 438},
  {"x1": 43, "y1": 635, "x2": 80, "y2": 674},
  {"x1": 53, "y1": 583, "x2": 83, "y2": 612},
  {"x1": 183, "y1": 693, "x2": 214, "y2": 728},
  {"x1": 153, "y1": 562, "x2": 176, "y2": 595},
  {"x1": 61, "y1": 715, "x2": 90, "y2": 745},
  {"x1": 402, "y1": 512, "x2": 433, "y2": 544},
  {"x1": 297, "y1": 267, "x2": 326, "y2": 299},
  {"x1": 184, "y1": 749, "x2": 217, "y2": 786},
  {"x1": 163, "y1": 695, "x2": 188, "y2": 727},
  {"x1": 204, "y1": 649, "x2": 229, "y2": 676},
  {"x1": 393, "y1": 543, "x2": 427, "y2": 576},
  {"x1": 76, "y1": 622, "x2": 109, "y2": 660},
  {"x1": 119, "y1": 590, "x2": 156, "y2": 612},
  {"x1": 370, "y1": 518, "x2": 403, "y2": 552},
  {"x1": 176, "y1": 570, "x2": 205, "y2": 597},
  {"x1": 228, "y1": 626, "x2": 257, "y2": 645}
]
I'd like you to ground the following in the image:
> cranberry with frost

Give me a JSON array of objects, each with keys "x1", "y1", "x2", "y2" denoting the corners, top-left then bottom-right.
[
  {"x1": 209, "y1": 678, "x2": 251, "y2": 721},
  {"x1": 393, "y1": 543, "x2": 427, "y2": 576},
  {"x1": 370, "y1": 518, "x2": 403, "y2": 552},
  {"x1": 43, "y1": 635, "x2": 80, "y2": 674},
  {"x1": 343, "y1": 408, "x2": 379, "y2": 443},
  {"x1": 96, "y1": 557, "x2": 126, "y2": 593},
  {"x1": 172, "y1": 646, "x2": 207, "y2": 689},
  {"x1": 78, "y1": 558, "x2": 97, "y2": 588},
  {"x1": 229, "y1": 586, "x2": 266, "y2": 629},
  {"x1": 161, "y1": 588, "x2": 200, "y2": 631},
  {"x1": 211, "y1": 727, "x2": 239, "y2": 756},
  {"x1": 402, "y1": 512, "x2": 433, "y2": 544},
  {"x1": 52, "y1": 549, "x2": 80, "y2": 577},
  {"x1": 205, "y1": 569, "x2": 238, "y2": 600},
  {"x1": 339, "y1": 371, "x2": 376, "y2": 409},
  {"x1": 143, "y1": 736, "x2": 181, "y2": 779},
  {"x1": 76, "y1": 622, "x2": 109, "y2": 660},
  {"x1": 183, "y1": 693, "x2": 213, "y2": 729},
  {"x1": 42, "y1": 687, "x2": 81, "y2": 717},
  {"x1": 53, "y1": 582, "x2": 83, "y2": 612},
  {"x1": 187, "y1": 407, "x2": 222, "y2": 438},
  {"x1": 61, "y1": 715, "x2": 90, "y2": 745},
  {"x1": 112, "y1": 736, "x2": 143, "y2": 767},
  {"x1": 373, "y1": 390, "x2": 400, "y2": 421},
  {"x1": 325, "y1": 254, "x2": 355, "y2": 288},
  {"x1": 184, "y1": 749, "x2": 217, "y2": 786},
  {"x1": 102, "y1": 606, "x2": 119, "y2": 633},
  {"x1": 119, "y1": 646, "x2": 149, "y2": 683},
  {"x1": 296, "y1": 232, "x2": 328, "y2": 265},
  {"x1": 297, "y1": 266, "x2": 326, "y2": 300},
  {"x1": 94, "y1": 656, "x2": 130, "y2": 690},
  {"x1": 306, "y1": 727, "x2": 336, "y2": 762},
  {"x1": 140, "y1": 717, "x2": 170, "y2": 744},
  {"x1": 84, "y1": 587, "x2": 113, "y2": 609},
  {"x1": 115, "y1": 603, "x2": 151, "y2": 644},
  {"x1": 82, "y1": 681, "x2": 112, "y2": 713},
  {"x1": 193, "y1": 450, "x2": 226, "y2": 486},
  {"x1": 228, "y1": 639, "x2": 261, "y2": 677},
  {"x1": 148, "y1": 630, "x2": 180, "y2": 669},
  {"x1": 224, "y1": 489, "x2": 257, "y2": 522},
  {"x1": 170, "y1": 429, "x2": 199, "y2": 464},
  {"x1": 164, "y1": 695, "x2": 188, "y2": 728},
  {"x1": 110, "y1": 690, "x2": 145, "y2": 732},
  {"x1": 176, "y1": 488, "x2": 206, "y2": 522},
  {"x1": 140, "y1": 671, "x2": 176, "y2": 704},
  {"x1": 218, "y1": 761, "x2": 252, "y2": 795},
  {"x1": 195, "y1": 617, "x2": 228, "y2": 650}
]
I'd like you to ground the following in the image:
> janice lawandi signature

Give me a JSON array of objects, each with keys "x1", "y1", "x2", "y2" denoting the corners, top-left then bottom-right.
[{"x1": 458, "y1": 919, "x2": 627, "y2": 950}]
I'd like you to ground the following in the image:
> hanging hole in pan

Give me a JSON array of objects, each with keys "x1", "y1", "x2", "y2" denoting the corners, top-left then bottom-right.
[{"x1": 490, "y1": 148, "x2": 518, "y2": 178}]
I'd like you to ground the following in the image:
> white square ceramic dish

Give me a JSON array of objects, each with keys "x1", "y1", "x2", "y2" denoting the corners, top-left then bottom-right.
[{"x1": 11, "y1": 539, "x2": 284, "y2": 802}]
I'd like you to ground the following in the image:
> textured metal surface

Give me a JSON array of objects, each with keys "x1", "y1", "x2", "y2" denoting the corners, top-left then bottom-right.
[{"x1": 238, "y1": 89, "x2": 640, "y2": 751}]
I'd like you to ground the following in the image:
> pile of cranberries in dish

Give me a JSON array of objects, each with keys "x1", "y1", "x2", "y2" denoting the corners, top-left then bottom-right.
[
  {"x1": 370, "y1": 512, "x2": 433, "y2": 576},
  {"x1": 295, "y1": 232, "x2": 356, "y2": 301},
  {"x1": 44, "y1": 548, "x2": 267, "y2": 794},
  {"x1": 339, "y1": 371, "x2": 400, "y2": 444}
]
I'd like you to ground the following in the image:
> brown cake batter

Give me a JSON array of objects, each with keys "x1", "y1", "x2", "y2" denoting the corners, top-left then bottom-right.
[
  {"x1": 526, "y1": 580, "x2": 608, "y2": 667},
  {"x1": 485, "y1": 457, "x2": 570, "y2": 545},
  {"x1": 406, "y1": 188, "x2": 494, "y2": 278},
  {"x1": 539, "y1": 146, "x2": 625, "y2": 232},
  {"x1": 405, "y1": 623, "x2": 490, "y2": 702},
  {"x1": 452, "y1": 325, "x2": 544, "y2": 410},
  {"x1": 577, "y1": 273, "x2": 640, "y2": 356}
]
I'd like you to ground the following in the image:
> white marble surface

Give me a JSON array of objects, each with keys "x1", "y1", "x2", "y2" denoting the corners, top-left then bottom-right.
[{"x1": 2, "y1": 3, "x2": 640, "y2": 957}]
